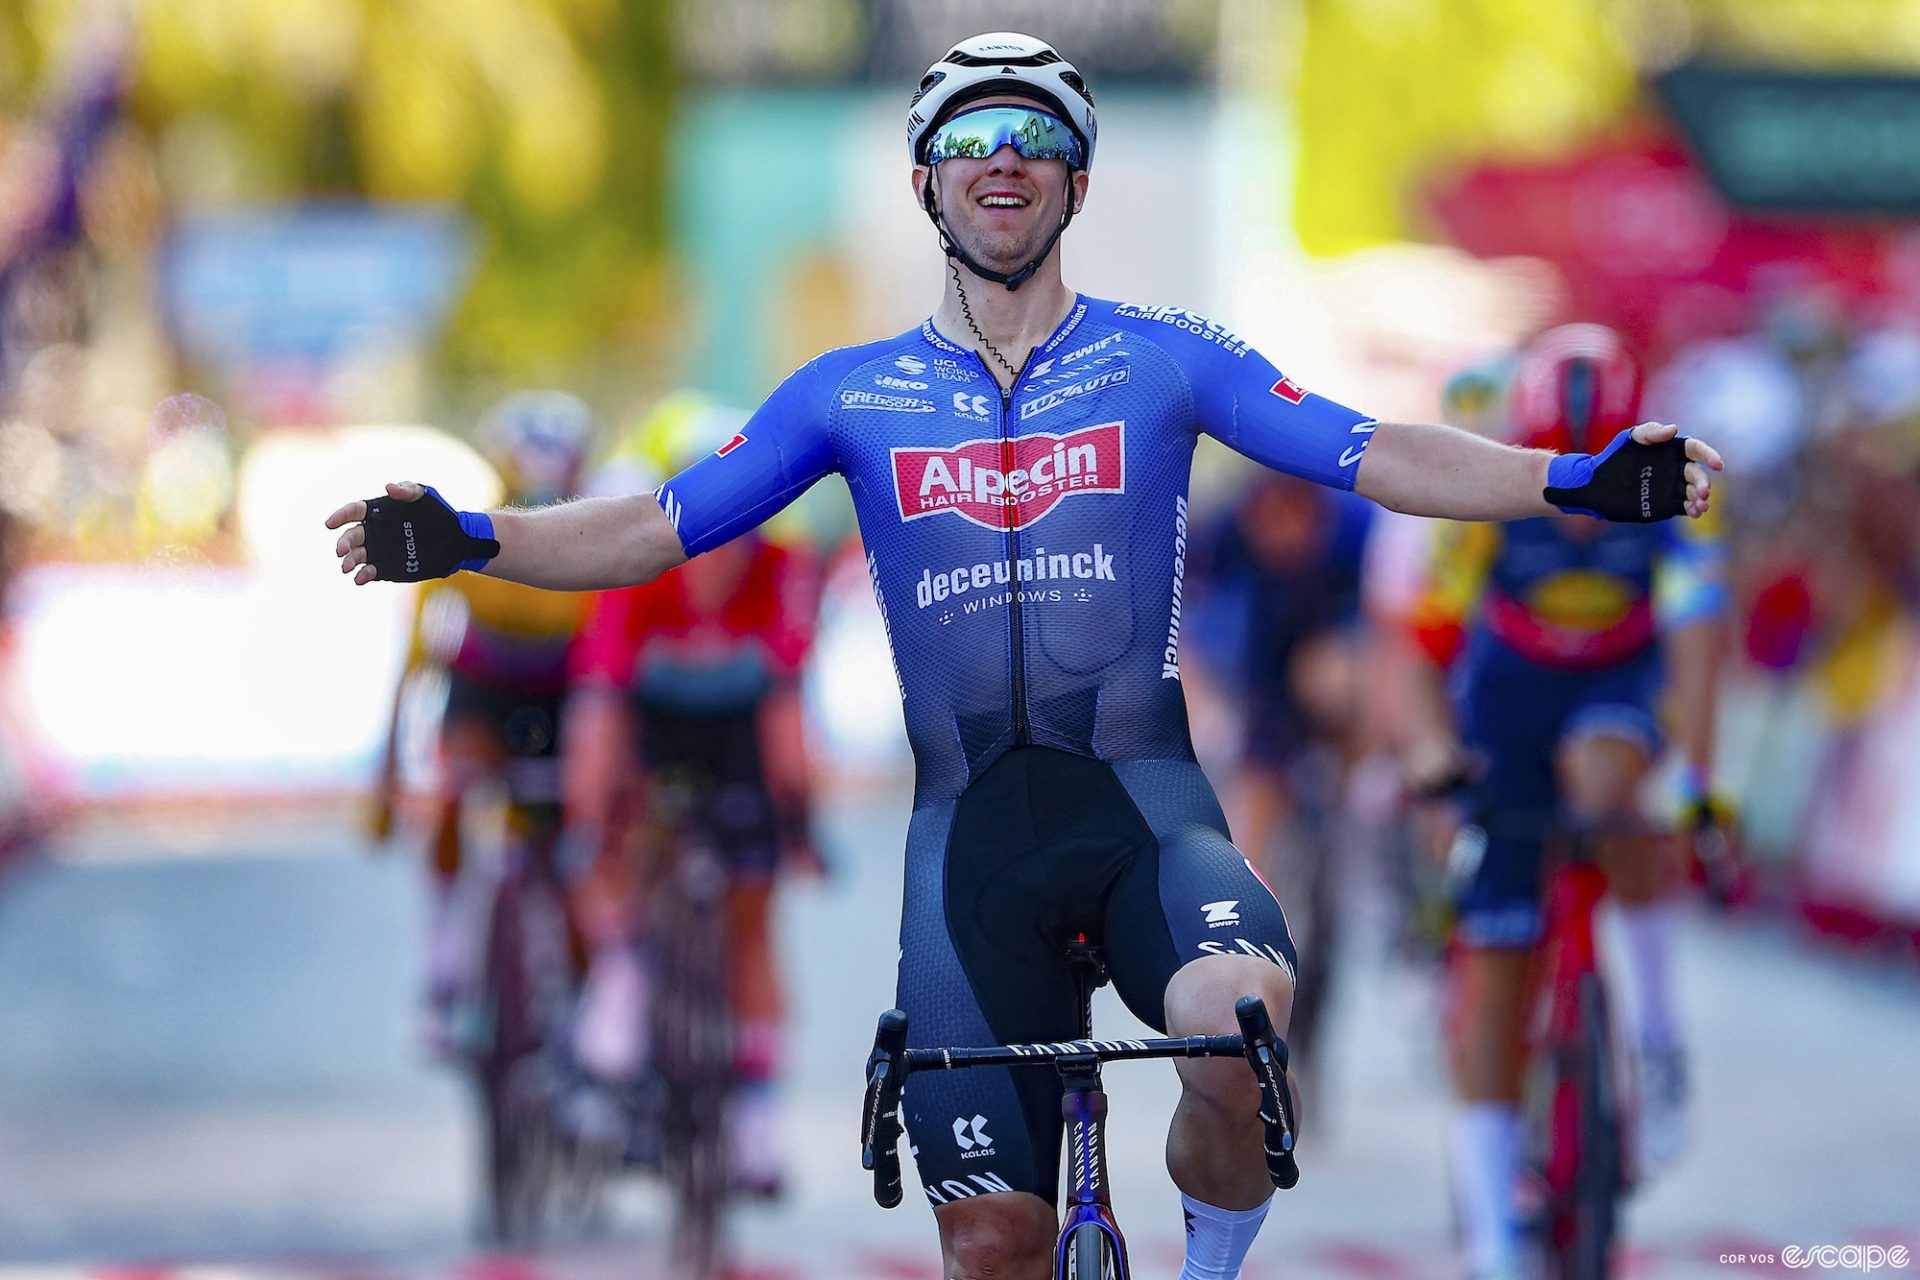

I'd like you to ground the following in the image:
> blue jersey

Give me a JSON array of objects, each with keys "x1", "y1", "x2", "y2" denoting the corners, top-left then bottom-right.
[{"x1": 656, "y1": 296, "x2": 1378, "y2": 803}]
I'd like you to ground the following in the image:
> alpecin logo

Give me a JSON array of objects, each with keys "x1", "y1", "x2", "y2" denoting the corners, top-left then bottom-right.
[{"x1": 891, "y1": 421, "x2": 1125, "y2": 531}]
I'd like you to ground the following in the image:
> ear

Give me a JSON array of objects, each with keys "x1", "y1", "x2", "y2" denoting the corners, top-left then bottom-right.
[
  {"x1": 1070, "y1": 169, "x2": 1090, "y2": 215},
  {"x1": 913, "y1": 165, "x2": 937, "y2": 214}
]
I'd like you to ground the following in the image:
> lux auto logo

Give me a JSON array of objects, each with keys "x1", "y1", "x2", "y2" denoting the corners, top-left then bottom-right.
[{"x1": 891, "y1": 421, "x2": 1125, "y2": 531}]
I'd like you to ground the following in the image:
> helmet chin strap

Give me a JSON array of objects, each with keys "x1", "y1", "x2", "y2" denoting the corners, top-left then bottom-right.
[{"x1": 924, "y1": 169, "x2": 1078, "y2": 292}]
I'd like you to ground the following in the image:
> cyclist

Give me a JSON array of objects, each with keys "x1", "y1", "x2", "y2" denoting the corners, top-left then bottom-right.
[
  {"x1": 1184, "y1": 471, "x2": 1374, "y2": 1077},
  {"x1": 1402, "y1": 325, "x2": 1729, "y2": 1280},
  {"x1": 371, "y1": 391, "x2": 597, "y2": 1047},
  {"x1": 561, "y1": 392, "x2": 822, "y2": 1197},
  {"x1": 330, "y1": 34, "x2": 1719, "y2": 1280}
]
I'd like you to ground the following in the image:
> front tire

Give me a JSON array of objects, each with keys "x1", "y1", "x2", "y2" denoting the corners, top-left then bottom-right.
[{"x1": 1065, "y1": 1221, "x2": 1120, "y2": 1280}]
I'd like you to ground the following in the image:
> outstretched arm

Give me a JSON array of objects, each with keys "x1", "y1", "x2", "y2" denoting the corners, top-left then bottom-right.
[
  {"x1": 327, "y1": 483, "x2": 687, "y2": 590},
  {"x1": 1355, "y1": 420, "x2": 1721, "y2": 522}
]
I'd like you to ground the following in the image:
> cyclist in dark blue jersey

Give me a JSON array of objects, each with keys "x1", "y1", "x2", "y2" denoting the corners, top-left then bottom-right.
[{"x1": 329, "y1": 31, "x2": 1721, "y2": 1280}]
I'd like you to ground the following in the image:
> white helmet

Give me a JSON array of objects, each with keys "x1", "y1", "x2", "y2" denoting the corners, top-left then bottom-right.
[{"x1": 908, "y1": 32, "x2": 1097, "y2": 171}]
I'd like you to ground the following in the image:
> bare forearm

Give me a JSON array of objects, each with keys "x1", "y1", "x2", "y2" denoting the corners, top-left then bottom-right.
[
  {"x1": 485, "y1": 494, "x2": 687, "y2": 590},
  {"x1": 1355, "y1": 422, "x2": 1559, "y2": 521}
]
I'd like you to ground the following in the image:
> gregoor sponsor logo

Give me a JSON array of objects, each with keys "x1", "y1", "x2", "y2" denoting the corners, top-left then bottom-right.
[
  {"x1": 1019, "y1": 366, "x2": 1129, "y2": 420},
  {"x1": 891, "y1": 421, "x2": 1125, "y2": 531},
  {"x1": 842, "y1": 389, "x2": 934, "y2": 413},
  {"x1": 916, "y1": 543, "x2": 1116, "y2": 608}
]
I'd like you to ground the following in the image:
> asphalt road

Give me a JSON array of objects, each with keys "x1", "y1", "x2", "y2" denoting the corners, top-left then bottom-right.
[{"x1": 2, "y1": 789, "x2": 1917, "y2": 1278}]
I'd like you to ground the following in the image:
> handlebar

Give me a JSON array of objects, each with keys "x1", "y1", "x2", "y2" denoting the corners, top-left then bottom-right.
[
  {"x1": 859, "y1": 997, "x2": 1304, "y2": 1208},
  {"x1": 861, "y1": 1009, "x2": 909, "y2": 1208},
  {"x1": 1235, "y1": 996, "x2": 1300, "y2": 1190}
]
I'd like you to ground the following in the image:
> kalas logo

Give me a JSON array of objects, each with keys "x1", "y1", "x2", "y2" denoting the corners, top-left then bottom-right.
[{"x1": 891, "y1": 421, "x2": 1125, "y2": 531}]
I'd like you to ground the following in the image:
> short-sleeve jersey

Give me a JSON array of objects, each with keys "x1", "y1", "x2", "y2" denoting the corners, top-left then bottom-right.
[
  {"x1": 653, "y1": 296, "x2": 1379, "y2": 803},
  {"x1": 413, "y1": 573, "x2": 587, "y2": 694},
  {"x1": 1406, "y1": 509, "x2": 1730, "y2": 671},
  {"x1": 570, "y1": 536, "x2": 817, "y2": 716}
]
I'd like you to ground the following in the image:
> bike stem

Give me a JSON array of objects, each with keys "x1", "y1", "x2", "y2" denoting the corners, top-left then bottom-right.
[
  {"x1": 1060, "y1": 1056, "x2": 1111, "y2": 1208},
  {"x1": 1057, "y1": 1053, "x2": 1129, "y2": 1279}
]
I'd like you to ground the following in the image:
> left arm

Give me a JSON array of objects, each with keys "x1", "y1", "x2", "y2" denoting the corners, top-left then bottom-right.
[
  {"x1": 1354, "y1": 422, "x2": 1556, "y2": 520},
  {"x1": 1354, "y1": 420, "x2": 1722, "y2": 523},
  {"x1": 1168, "y1": 318, "x2": 1721, "y2": 525}
]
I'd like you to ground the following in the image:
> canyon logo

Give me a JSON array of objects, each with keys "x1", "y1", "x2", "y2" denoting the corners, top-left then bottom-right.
[{"x1": 890, "y1": 421, "x2": 1125, "y2": 531}]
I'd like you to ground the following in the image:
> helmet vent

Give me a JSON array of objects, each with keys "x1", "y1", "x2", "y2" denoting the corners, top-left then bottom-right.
[{"x1": 945, "y1": 50, "x2": 1060, "y2": 68}]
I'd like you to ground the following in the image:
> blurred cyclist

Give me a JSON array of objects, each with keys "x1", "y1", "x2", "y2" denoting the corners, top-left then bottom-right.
[
  {"x1": 1403, "y1": 326, "x2": 1730, "y2": 1280},
  {"x1": 331, "y1": 31, "x2": 1720, "y2": 1279},
  {"x1": 372, "y1": 391, "x2": 596, "y2": 1046},
  {"x1": 562, "y1": 392, "x2": 822, "y2": 1197},
  {"x1": 1185, "y1": 471, "x2": 1373, "y2": 1076}
]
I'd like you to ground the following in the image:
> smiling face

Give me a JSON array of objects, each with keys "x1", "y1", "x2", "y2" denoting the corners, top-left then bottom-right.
[{"x1": 912, "y1": 94, "x2": 1090, "y2": 275}]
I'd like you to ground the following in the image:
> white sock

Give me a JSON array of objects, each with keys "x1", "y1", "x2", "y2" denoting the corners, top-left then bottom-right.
[
  {"x1": 1178, "y1": 1191, "x2": 1271, "y2": 1280},
  {"x1": 1616, "y1": 900, "x2": 1679, "y2": 1051},
  {"x1": 1450, "y1": 1102, "x2": 1521, "y2": 1276}
]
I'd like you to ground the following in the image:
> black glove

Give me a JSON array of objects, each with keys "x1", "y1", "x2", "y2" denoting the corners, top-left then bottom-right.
[
  {"x1": 361, "y1": 485, "x2": 499, "y2": 582},
  {"x1": 1543, "y1": 429, "x2": 1692, "y2": 523}
]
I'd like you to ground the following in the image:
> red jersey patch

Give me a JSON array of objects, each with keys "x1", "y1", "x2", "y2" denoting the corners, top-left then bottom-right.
[
  {"x1": 715, "y1": 431, "x2": 748, "y2": 457},
  {"x1": 890, "y1": 421, "x2": 1125, "y2": 531},
  {"x1": 1269, "y1": 376, "x2": 1308, "y2": 404}
]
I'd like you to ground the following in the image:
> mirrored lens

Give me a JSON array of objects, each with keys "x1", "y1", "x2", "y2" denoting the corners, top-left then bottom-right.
[{"x1": 926, "y1": 107, "x2": 1084, "y2": 167}]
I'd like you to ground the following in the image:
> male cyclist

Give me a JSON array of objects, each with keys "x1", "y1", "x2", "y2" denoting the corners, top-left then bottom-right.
[
  {"x1": 1403, "y1": 325, "x2": 1729, "y2": 1280},
  {"x1": 331, "y1": 34, "x2": 1719, "y2": 1280},
  {"x1": 371, "y1": 391, "x2": 596, "y2": 1046},
  {"x1": 562, "y1": 393, "x2": 822, "y2": 1196}
]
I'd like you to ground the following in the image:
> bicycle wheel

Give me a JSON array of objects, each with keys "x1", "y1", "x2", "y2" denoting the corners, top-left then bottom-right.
[
  {"x1": 1532, "y1": 972, "x2": 1622, "y2": 1280},
  {"x1": 476, "y1": 881, "x2": 542, "y2": 1245},
  {"x1": 1065, "y1": 1221, "x2": 1122, "y2": 1280},
  {"x1": 476, "y1": 864, "x2": 573, "y2": 1245},
  {"x1": 653, "y1": 847, "x2": 733, "y2": 1277}
]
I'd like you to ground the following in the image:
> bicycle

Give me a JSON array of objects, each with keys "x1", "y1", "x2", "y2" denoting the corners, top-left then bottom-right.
[
  {"x1": 639, "y1": 776, "x2": 735, "y2": 1278},
  {"x1": 1438, "y1": 799, "x2": 1632, "y2": 1280},
  {"x1": 443, "y1": 762, "x2": 600, "y2": 1246},
  {"x1": 859, "y1": 935, "x2": 1300, "y2": 1280},
  {"x1": 553, "y1": 771, "x2": 739, "y2": 1277}
]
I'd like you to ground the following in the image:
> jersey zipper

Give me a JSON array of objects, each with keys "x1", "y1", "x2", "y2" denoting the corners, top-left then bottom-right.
[
  {"x1": 973, "y1": 357, "x2": 1032, "y2": 746},
  {"x1": 997, "y1": 376, "x2": 1032, "y2": 745}
]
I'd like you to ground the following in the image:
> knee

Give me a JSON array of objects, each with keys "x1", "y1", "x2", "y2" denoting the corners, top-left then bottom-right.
[
  {"x1": 1165, "y1": 954, "x2": 1295, "y2": 1039},
  {"x1": 939, "y1": 1196, "x2": 1056, "y2": 1280},
  {"x1": 1165, "y1": 954, "x2": 1294, "y2": 1114}
]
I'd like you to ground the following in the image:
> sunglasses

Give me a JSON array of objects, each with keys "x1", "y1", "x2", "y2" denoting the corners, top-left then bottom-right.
[{"x1": 923, "y1": 105, "x2": 1085, "y2": 169}]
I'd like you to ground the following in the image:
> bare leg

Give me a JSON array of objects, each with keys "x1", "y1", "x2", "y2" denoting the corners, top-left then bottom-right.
[
  {"x1": 1164, "y1": 953, "x2": 1296, "y2": 1209},
  {"x1": 933, "y1": 1192, "x2": 1057, "y2": 1280}
]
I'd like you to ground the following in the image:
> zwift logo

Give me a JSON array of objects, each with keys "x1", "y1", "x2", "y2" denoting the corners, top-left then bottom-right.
[{"x1": 891, "y1": 421, "x2": 1125, "y2": 531}]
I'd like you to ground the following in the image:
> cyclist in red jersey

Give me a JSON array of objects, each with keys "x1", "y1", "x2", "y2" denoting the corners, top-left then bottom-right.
[{"x1": 562, "y1": 396, "x2": 822, "y2": 1195}]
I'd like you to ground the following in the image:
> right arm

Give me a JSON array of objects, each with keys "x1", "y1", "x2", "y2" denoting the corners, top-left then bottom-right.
[
  {"x1": 489, "y1": 492, "x2": 685, "y2": 590},
  {"x1": 328, "y1": 357, "x2": 840, "y2": 589}
]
